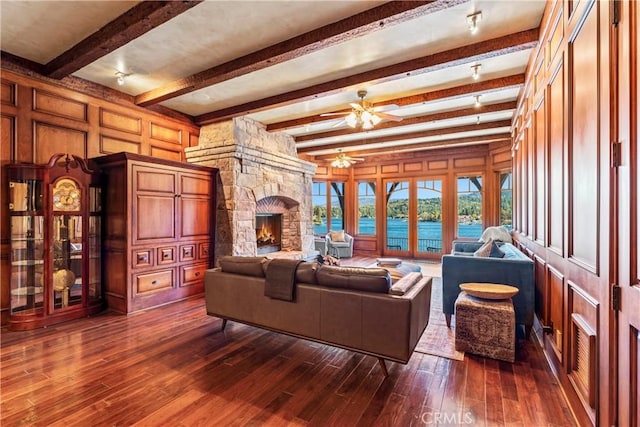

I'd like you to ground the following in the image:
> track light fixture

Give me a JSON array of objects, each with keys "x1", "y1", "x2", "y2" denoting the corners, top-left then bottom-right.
[
  {"x1": 474, "y1": 95, "x2": 481, "y2": 108},
  {"x1": 471, "y1": 63, "x2": 481, "y2": 80},
  {"x1": 467, "y1": 11, "x2": 482, "y2": 34}
]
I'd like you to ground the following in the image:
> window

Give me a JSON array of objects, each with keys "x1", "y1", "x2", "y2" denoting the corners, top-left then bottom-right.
[
  {"x1": 386, "y1": 181, "x2": 409, "y2": 251},
  {"x1": 457, "y1": 175, "x2": 482, "y2": 238},
  {"x1": 329, "y1": 182, "x2": 345, "y2": 231},
  {"x1": 312, "y1": 181, "x2": 345, "y2": 235},
  {"x1": 312, "y1": 182, "x2": 327, "y2": 235},
  {"x1": 357, "y1": 181, "x2": 376, "y2": 235},
  {"x1": 500, "y1": 171, "x2": 513, "y2": 229}
]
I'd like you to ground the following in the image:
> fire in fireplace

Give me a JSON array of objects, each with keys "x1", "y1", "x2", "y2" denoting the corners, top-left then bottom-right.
[{"x1": 256, "y1": 214, "x2": 282, "y2": 254}]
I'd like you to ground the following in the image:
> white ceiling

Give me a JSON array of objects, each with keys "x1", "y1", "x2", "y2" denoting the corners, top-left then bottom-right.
[{"x1": 0, "y1": 0, "x2": 546, "y2": 161}]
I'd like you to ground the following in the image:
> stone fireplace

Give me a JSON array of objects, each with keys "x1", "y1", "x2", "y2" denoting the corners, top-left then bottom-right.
[{"x1": 185, "y1": 117, "x2": 317, "y2": 261}]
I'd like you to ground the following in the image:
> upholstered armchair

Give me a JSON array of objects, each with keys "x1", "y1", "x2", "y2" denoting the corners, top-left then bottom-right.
[{"x1": 325, "y1": 230, "x2": 354, "y2": 258}]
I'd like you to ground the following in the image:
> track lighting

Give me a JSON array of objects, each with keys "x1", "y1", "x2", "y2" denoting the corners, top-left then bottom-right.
[
  {"x1": 471, "y1": 63, "x2": 481, "y2": 80},
  {"x1": 467, "y1": 11, "x2": 482, "y2": 34},
  {"x1": 474, "y1": 95, "x2": 481, "y2": 108}
]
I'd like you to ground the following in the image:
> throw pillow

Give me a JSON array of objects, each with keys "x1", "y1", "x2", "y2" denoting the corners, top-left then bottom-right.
[
  {"x1": 479, "y1": 226, "x2": 513, "y2": 243},
  {"x1": 329, "y1": 230, "x2": 346, "y2": 242},
  {"x1": 489, "y1": 241, "x2": 506, "y2": 258},
  {"x1": 473, "y1": 238, "x2": 494, "y2": 257}
]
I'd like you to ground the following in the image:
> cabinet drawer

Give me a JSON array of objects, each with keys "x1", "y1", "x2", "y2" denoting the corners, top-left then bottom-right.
[
  {"x1": 157, "y1": 246, "x2": 175, "y2": 264},
  {"x1": 135, "y1": 269, "x2": 174, "y2": 294},
  {"x1": 180, "y1": 244, "x2": 196, "y2": 262},
  {"x1": 181, "y1": 263, "x2": 208, "y2": 286},
  {"x1": 133, "y1": 249, "x2": 153, "y2": 268},
  {"x1": 199, "y1": 242, "x2": 211, "y2": 260}
]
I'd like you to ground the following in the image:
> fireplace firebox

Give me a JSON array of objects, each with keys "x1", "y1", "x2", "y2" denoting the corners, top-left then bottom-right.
[{"x1": 256, "y1": 214, "x2": 282, "y2": 254}]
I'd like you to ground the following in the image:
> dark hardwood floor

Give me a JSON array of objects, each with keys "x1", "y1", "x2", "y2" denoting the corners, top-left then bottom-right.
[{"x1": 1, "y1": 257, "x2": 576, "y2": 426}]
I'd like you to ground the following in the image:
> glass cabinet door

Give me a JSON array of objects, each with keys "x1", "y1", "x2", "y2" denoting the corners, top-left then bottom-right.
[
  {"x1": 51, "y1": 178, "x2": 83, "y2": 310},
  {"x1": 9, "y1": 179, "x2": 45, "y2": 315}
]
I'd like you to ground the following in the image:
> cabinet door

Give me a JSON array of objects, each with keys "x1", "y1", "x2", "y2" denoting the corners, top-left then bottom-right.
[
  {"x1": 132, "y1": 165, "x2": 177, "y2": 244},
  {"x1": 179, "y1": 172, "x2": 211, "y2": 239}
]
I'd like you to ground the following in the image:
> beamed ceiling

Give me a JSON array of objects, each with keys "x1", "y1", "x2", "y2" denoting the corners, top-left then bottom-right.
[{"x1": 0, "y1": 0, "x2": 545, "y2": 164}]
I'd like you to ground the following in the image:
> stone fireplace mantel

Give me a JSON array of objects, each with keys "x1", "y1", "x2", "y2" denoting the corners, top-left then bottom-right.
[{"x1": 185, "y1": 117, "x2": 317, "y2": 261}]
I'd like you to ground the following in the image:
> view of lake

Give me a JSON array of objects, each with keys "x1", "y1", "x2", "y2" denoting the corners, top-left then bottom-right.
[{"x1": 314, "y1": 217, "x2": 483, "y2": 251}]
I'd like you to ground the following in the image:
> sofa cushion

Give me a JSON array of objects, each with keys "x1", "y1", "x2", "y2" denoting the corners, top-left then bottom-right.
[
  {"x1": 316, "y1": 265, "x2": 391, "y2": 293},
  {"x1": 218, "y1": 256, "x2": 268, "y2": 277},
  {"x1": 389, "y1": 272, "x2": 423, "y2": 296},
  {"x1": 295, "y1": 261, "x2": 319, "y2": 284}
]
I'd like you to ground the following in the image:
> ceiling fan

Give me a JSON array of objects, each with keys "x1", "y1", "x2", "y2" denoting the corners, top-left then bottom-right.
[
  {"x1": 321, "y1": 90, "x2": 402, "y2": 130},
  {"x1": 329, "y1": 150, "x2": 364, "y2": 168}
]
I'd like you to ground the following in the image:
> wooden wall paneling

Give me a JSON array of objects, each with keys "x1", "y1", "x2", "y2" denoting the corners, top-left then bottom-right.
[
  {"x1": 1, "y1": 79, "x2": 16, "y2": 106},
  {"x1": 522, "y1": 120, "x2": 533, "y2": 239},
  {"x1": 548, "y1": 58, "x2": 565, "y2": 255},
  {"x1": 534, "y1": 94, "x2": 547, "y2": 245},
  {"x1": 548, "y1": 264, "x2": 566, "y2": 360},
  {"x1": 99, "y1": 108, "x2": 142, "y2": 135},
  {"x1": 567, "y1": 0, "x2": 599, "y2": 273},
  {"x1": 33, "y1": 122, "x2": 87, "y2": 164},
  {"x1": 149, "y1": 121, "x2": 182, "y2": 145},
  {"x1": 150, "y1": 145, "x2": 182, "y2": 162},
  {"x1": 548, "y1": 5, "x2": 565, "y2": 68},
  {"x1": 32, "y1": 89, "x2": 88, "y2": 122},
  {"x1": 534, "y1": 254, "x2": 548, "y2": 323},
  {"x1": 100, "y1": 135, "x2": 142, "y2": 155},
  {"x1": 0, "y1": 114, "x2": 14, "y2": 324}
]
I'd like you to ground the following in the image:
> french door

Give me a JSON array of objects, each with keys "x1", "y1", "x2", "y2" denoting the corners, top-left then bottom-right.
[{"x1": 384, "y1": 178, "x2": 443, "y2": 258}]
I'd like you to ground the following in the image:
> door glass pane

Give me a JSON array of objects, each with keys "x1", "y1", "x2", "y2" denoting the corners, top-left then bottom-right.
[
  {"x1": 386, "y1": 181, "x2": 409, "y2": 251},
  {"x1": 53, "y1": 215, "x2": 83, "y2": 309},
  {"x1": 357, "y1": 181, "x2": 376, "y2": 235},
  {"x1": 312, "y1": 182, "x2": 327, "y2": 235},
  {"x1": 330, "y1": 182, "x2": 345, "y2": 231},
  {"x1": 457, "y1": 176, "x2": 483, "y2": 238},
  {"x1": 10, "y1": 215, "x2": 44, "y2": 314},
  {"x1": 417, "y1": 180, "x2": 443, "y2": 254}
]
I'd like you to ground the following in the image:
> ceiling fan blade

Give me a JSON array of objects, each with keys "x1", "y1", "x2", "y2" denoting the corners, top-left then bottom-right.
[
  {"x1": 320, "y1": 112, "x2": 349, "y2": 117},
  {"x1": 330, "y1": 119, "x2": 346, "y2": 128},
  {"x1": 350, "y1": 103, "x2": 364, "y2": 111},
  {"x1": 373, "y1": 103, "x2": 399, "y2": 112},
  {"x1": 376, "y1": 112, "x2": 403, "y2": 122}
]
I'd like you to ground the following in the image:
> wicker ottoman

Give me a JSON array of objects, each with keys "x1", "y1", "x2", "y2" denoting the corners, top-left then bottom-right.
[{"x1": 454, "y1": 291, "x2": 516, "y2": 362}]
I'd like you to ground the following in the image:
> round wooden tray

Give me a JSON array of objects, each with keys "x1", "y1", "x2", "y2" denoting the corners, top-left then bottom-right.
[{"x1": 459, "y1": 283, "x2": 519, "y2": 300}]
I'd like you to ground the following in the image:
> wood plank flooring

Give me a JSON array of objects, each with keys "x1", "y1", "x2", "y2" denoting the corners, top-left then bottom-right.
[{"x1": 1, "y1": 258, "x2": 576, "y2": 426}]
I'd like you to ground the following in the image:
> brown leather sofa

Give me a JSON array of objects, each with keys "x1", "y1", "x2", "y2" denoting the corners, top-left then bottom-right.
[{"x1": 204, "y1": 256, "x2": 432, "y2": 375}]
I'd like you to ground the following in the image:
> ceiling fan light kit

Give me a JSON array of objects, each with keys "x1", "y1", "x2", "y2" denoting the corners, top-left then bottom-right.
[{"x1": 329, "y1": 90, "x2": 400, "y2": 130}]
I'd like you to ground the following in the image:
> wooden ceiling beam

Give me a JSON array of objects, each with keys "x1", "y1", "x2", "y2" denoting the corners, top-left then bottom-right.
[
  {"x1": 312, "y1": 133, "x2": 512, "y2": 160},
  {"x1": 195, "y1": 28, "x2": 538, "y2": 125},
  {"x1": 45, "y1": 1, "x2": 203, "y2": 79},
  {"x1": 298, "y1": 120, "x2": 512, "y2": 154},
  {"x1": 291, "y1": 100, "x2": 517, "y2": 141},
  {"x1": 135, "y1": 1, "x2": 461, "y2": 106}
]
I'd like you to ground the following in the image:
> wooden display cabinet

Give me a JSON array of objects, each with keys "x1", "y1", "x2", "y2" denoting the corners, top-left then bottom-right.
[
  {"x1": 7, "y1": 154, "x2": 104, "y2": 330},
  {"x1": 90, "y1": 152, "x2": 217, "y2": 313}
]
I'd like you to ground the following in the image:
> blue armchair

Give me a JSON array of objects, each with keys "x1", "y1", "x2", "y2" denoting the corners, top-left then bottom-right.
[
  {"x1": 441, "y1": 241, "x2": 535, "y2": 336},
  {"x1": 325, "y1": 231, "x2": 353, "y2": 258}
]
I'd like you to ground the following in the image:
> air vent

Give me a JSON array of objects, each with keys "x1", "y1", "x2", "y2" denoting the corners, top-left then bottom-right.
[{"x1": 570, "y1": 314, "x2": 596, "y2": 408}]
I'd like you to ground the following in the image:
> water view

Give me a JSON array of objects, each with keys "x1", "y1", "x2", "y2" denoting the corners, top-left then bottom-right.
[{"x1": 314, "y1": 218, "x2": 482, "y2": 252}]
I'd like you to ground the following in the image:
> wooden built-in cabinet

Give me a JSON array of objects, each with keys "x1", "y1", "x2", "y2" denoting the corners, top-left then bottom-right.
[{"x1": 91, "y1": 152, "x2": 216, "y2": 313}]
